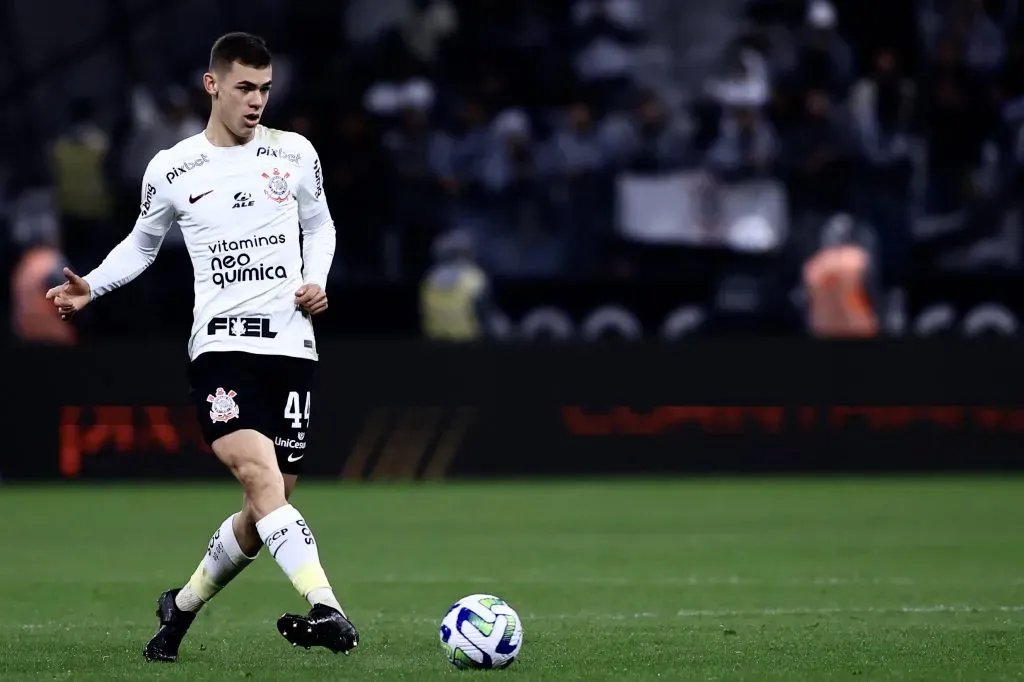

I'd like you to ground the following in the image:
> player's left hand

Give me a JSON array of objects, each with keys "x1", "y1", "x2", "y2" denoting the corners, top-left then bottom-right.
[{"x1": 295, "y1": 284, "x2": 328, "y2": 315}]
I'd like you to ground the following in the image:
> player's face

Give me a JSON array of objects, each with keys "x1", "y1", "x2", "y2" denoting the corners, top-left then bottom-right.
[{"x1": 209, "y1": 62, "x2": 273, "y2": 137}]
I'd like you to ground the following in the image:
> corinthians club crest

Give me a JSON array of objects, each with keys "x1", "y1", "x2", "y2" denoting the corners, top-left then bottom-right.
[
  {"x1": 262, "y1": 168, "x2": 292, "y2": 204},
  {"x1": 207, "y1": 387, "x2": 239, "y2": 423}
]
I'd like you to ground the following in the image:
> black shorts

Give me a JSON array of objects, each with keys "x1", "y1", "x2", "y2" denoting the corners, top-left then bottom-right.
[{"x1": 187, "y1": 351, "x2": 315, "y2": 475}]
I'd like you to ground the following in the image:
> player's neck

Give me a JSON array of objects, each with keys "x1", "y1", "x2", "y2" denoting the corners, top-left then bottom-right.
[{"x1": 204, "y1": 117, "x2": 255, "y2": 148}]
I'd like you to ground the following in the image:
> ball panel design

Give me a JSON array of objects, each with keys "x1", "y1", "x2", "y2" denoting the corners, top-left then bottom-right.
[{"x1": 438, "y1": 594, "x2": 524, "y2": 670}]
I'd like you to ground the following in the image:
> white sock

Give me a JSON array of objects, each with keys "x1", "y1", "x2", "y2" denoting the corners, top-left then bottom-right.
[
  {"x1": 256, "y1": 504, "x2": 344, "y2": 615},
  {"x1": 175, "y1": 513, "x2": 259, "y2": 612}
]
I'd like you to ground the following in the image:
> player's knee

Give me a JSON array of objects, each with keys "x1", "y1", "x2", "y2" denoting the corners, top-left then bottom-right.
[
  {"x1": 232, "y1": 455, "x2": 276, "y2": 486},
  {"x1": 235, "y1": 459, "x2": 285, "y2": 511},
  {"x1": 212, "y1": 430, "x2": 285, "y2": 513}
]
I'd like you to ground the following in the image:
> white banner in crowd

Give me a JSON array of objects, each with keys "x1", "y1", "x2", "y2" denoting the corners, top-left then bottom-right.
[{"x1": 615, "y1": 171, "x2": 789, "y2": 253}]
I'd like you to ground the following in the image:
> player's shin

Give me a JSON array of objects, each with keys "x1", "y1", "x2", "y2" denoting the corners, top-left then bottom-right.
[
  {"x1": 255, "y1": 504, "x2": 345, "y2": 615},
  {"x1": 174, "y1": 513, "x2": 259, "y2": 612}
]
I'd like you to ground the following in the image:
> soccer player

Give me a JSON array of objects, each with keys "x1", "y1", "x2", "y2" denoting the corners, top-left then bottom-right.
[{"x1": 45, "y1": 32, "x2": 358, "y2": 661}]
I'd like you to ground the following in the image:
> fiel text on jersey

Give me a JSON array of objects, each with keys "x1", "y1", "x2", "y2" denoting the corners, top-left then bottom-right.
[{"x1": 208, "y1": 316, "x2": 278, "y2": 338}]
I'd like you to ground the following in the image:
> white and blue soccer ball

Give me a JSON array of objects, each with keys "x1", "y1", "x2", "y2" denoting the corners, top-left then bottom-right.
[{"x1": 439, "y1": 594, "x2": 523, "y2": 669}]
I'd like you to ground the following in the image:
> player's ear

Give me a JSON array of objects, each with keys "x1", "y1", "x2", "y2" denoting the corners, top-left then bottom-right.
[{"x1": 203, "y1": 72, "x2": 218, "y2": 98}]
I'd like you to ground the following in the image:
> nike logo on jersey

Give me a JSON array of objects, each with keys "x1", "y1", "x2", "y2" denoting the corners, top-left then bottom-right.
[
  {"x1": 287, "y1": 453, "x2": 304, "y2": 463},
  {"x1": 189, "y1": 190, "x2": 214, "y2": 204}
]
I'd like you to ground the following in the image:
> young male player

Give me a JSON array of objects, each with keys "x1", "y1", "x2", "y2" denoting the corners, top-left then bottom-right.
[{"x1": 45, "y1": 32, "x2": 358, "y2": 661}]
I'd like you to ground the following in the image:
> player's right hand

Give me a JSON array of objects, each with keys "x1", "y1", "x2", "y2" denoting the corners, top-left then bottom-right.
[
  {"x1": 295, "y1": 283, "x2": 328, "y2": 316},
  {"x1": 45, "y1": 267, "x2": 92, "y2": 321}
]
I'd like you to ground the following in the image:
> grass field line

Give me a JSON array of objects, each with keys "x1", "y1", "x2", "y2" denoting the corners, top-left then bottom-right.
[
  {"x1": 372, "y1": 574, "x2": 1024, "y2": 587},
  {"x1": 12, "y1": 605, "x2": 1024, "y2": 632},
  {"x1": 672, "y1": 605, "x2": 1024, "y2": 617},
  {"x1": 15, "y1": 574, "x2": 1022, "y2": 587}
]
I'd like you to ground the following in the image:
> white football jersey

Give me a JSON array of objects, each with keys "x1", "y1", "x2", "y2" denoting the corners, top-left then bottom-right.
[{"x1": 84, "y1": 126, "x2": 336, "y2": 362}]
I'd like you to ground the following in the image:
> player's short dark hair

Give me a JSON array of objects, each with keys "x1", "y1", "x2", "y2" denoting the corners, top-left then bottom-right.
[{"x1": 209, "y1": 32, "x2": 271, "y2": 73}]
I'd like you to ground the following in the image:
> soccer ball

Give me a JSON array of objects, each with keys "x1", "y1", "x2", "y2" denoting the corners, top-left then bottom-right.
[{"x1": 439, "y1": 594, "x2": 523, "y2": 669}]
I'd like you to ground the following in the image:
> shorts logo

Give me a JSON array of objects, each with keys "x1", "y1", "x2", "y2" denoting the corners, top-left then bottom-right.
[
  {"x1": 262, "y1": 168, "x2": 291, "y2": 204},
  {"x1": 207, "y1": 387, "x2": 239, "y2": 423},
  {"x1": 275, "y1": 432, "x2": 306, "y2": 450}
]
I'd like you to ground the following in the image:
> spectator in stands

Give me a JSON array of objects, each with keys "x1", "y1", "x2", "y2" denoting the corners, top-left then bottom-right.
[
  {"x1": 790, "y1": 0, "x2": 855, "y2": 98},
  {"x1": 122, "y1": 86, "x2": 204, "y2": 183},
  {"x1": 802, "y1": 212, "x2": 880, "y2": 337},
  {"x1": 542, "y1": 97, "x2": 609, "y2": 179},
  {"x1": 993, "y1": 28, "x2": 1024, "y2": 170},
  {"x1": 10, "y1": 229, "x2": 76, "y2": 346},
  {"x1": 781, "y1": 87, "x2": 855, "y2": 255},
  {"x1": 706, "y1": 89, "x2": 780, "y2": 183},
  {"x1": 995, "y1": 28, "x2": 1024, "y2": 109},
  {"x1": 383, "y1": 81, "x2": 448, "y2": 276},
  {"x1": 4, "y1": 0, "x2": 1023, "y2": 297},
  {"x1": 323, "y1": 108, "x2": 394, "y2": 278},
  {"x1": 438, "y1": 0, "x2": 557, "y2": 112},
  {"x1": 50, "y1": 98, "x2": 114, "y2": 267},
  {"x1": 944, "y1": 0, "x2": 1005, "y2": 73},
  {"x1": 570, "y1": 0, "x2": 645, "y2": 109},
  {"x1": 120, "y1": 85, "x2": 204, "y2": 254},
  {"x1": 539, "y1": 95, "x2": 615, "y2": 273},
  {"x1": 400, "y1": 0, "x2": 459, "y2": 65},
  {"x1": 705, "y1": 40, "x2": 772, "y2": 117},
  {"x1": 919, "y1": 34, "x2": 990, "y2": 214},
  {"x1": 431, "y1": 95, "x2": 493, "y2": 199},
  {"x1": 477, "y1": 109, "x2": 565, "y2": 277},
  {"x1": 419, "y1": 228, "x2": 497, "y2": 340},
  {"x1": 604, "y1": 89, "x2": 693, "y2": 172},
  {"x1": 481, "y1": 109, "x2": 536, "y2": 194},
  {"x1": 363, "y1": 34, "x2": 436, "y2": 131},
  {"x1": 849, "y1": 46, "x2": 915, "y2": 282}
]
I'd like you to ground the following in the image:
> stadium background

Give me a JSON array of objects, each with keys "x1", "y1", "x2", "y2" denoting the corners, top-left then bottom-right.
[
  {"x1": 3, "y1": 0, "x2": 1024, "y2": 478},
  {"x1": 1, "y1": 2, "x2": 1023, "y2": 680}
]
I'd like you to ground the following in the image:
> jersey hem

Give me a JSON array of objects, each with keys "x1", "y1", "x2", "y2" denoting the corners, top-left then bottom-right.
[{"x1": 189, "y1": 345, "x2": 319, "y2": 363}]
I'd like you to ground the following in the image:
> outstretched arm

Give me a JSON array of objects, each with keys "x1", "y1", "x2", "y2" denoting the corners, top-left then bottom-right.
[
  {"x1": 47, "y1": 152, "x2": 175, "y2": 318},
  {"x1": 84, "y1": 152, "x2": 175, "y2": 299},
  {"x1": 81, "y1": 226, "x2": 167, "y2": 300}
]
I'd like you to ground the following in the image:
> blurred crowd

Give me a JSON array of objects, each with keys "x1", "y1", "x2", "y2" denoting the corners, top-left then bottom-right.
[{"x1": 4, "y1": 0, "x2": 1024, "y2": 339}]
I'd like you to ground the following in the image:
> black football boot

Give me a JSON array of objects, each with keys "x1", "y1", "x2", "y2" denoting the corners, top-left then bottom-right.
[
  {"x1": 142, "y1": 588, "x2": 197, "y2": 662},
  {"x1": 276, "y1": 604, "x2": 359, "y2": 654}
]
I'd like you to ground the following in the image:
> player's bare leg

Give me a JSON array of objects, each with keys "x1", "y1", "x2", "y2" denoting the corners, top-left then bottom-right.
[
  {"x1": 142, "y1": 505, "x2": 261, "y2": 663},
  {"x1": 219, "y1": 430, "x2": 356, "y2": 653},
  {"x1": 250, "y1": 471, "x2": 358, "y2": 653},
  {"x1": 143, "y1": 432, "x2": 356, "y2": 661},
  {"x1": 218, "y1": 433, "x2": 357, "y2": 655},
  {"x1": 143, "y1": 457, "x2": 294, "y2": 662}
]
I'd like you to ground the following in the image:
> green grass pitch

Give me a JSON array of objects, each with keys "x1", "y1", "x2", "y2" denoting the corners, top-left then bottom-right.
[{"x1": 0, "y1": 478, "x2": 1022, "y2": 681}]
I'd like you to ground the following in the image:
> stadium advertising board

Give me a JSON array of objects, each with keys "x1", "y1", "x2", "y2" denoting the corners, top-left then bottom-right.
[
  {"x1": 4, "y1": 340, "x2": 1023, "y2": 480},
  {"x1": 905, "y1": 274, "x2": 1024, "y2": 336},
  {"x1": 80, "y1": 273, "x2": 1024, "y2": 340},
  {"x1": 84, "y1": 273, "x2": 798, "y2": 340},
  {"x1": 56, "y1": 405, "x2": 220, "y2": 479}
]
